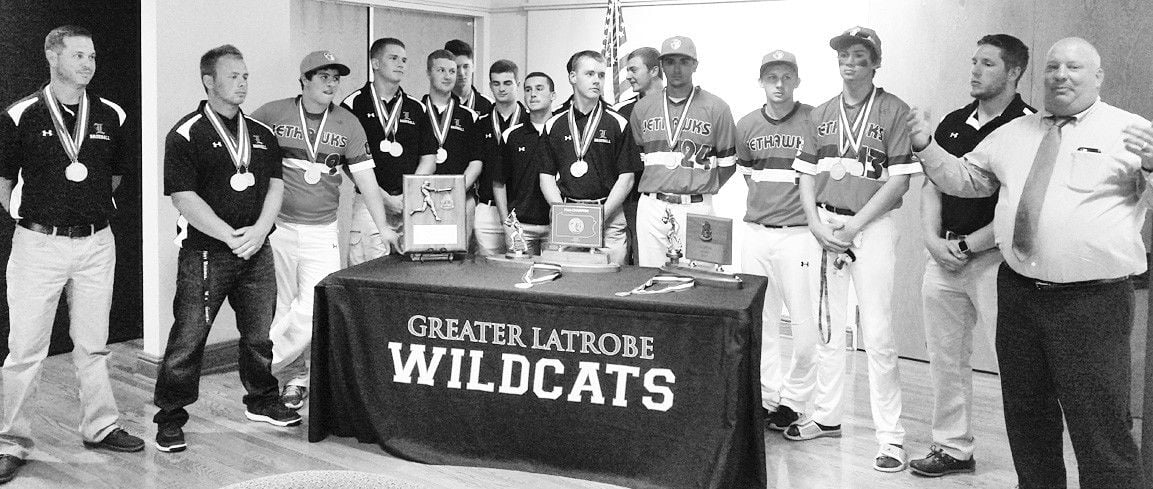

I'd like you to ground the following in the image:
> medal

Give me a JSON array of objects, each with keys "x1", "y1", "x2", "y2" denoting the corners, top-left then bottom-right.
[
  {"x1": 42, "y1": 85, "x2": 91, "y2": 182},
  {"x1": 566, "y1": 100, "x2": 603, "y2": 179},
  {"x1": 230, "y1": 172, "x2": 250, "y2": 192},
  {"x1": 424, "y1": 95, "x2": 455, "y2": 166},
  {"x1": 304, "y1": 167, "x2": 321, "y2": 184},
  {"x1": 297, "y1": 97, "x2": 331, "y2": 181},
  {"x1": 661, "y1": 86, "x2": 698, "y2": 151},
  {"x1": 202, "y1": 102, "x2": 253, "y2": 190},
  {"x1": 369, "y1": 84, "x2": 405, "y2": 157},
  {"x1": 830, "y1": 160, "x2": 848, "y2": 180},
  {"x1": 389, "y1": 142, "x2": 404, "y2": 157},
  {"x1": 65, "y1": 161, "x2": 88, "y2": 182},
  {"x1": 839, "y1": 87, "x2": 871, "y2": 162},
  {"x1": 570, "y1": 159, "x2": 588, "y2": 178}
]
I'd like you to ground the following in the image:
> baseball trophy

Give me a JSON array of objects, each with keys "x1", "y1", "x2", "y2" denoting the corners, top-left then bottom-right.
[
  {"x1": 661, "y1": 213, "x2": 742, "y2": 288},
  {"x1": 485, "y1": 210, "x2": 535, "y2": 266},
  {"x1": 403, "y1": 174, "x2": 467, "y2": 261},
  {"x1": 539, "y1": 203, "x2": 619, "y2": 272},
  {"x1": 662, "y1": 207, "x2": 683, "y2": 265}
]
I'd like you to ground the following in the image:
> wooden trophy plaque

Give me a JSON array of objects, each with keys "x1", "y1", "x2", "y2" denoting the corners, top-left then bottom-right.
[
  {"x1": 661, "y1": 213, "x2": 742, "y2": 288},
  {"x1": 403, "y1": 174, "x2": 467, "y2": 261},
  {"x1": 540, "y1": 203, "x2": 618, "y2": 272}
]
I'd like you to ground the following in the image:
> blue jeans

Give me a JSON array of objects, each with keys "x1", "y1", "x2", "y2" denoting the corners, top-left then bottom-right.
[{"x1": 153, "y1": 245, "x2": 278, "y2": 427}]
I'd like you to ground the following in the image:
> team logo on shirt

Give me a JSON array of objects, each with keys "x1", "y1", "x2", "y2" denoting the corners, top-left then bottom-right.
[
  {"x1": 401, "y1": 112, "x2": 414, "y2": 125},
  {"x1": 89, "y1": 122, "x2": 111, "y2": 141},
  {"x1": 251, "y1": 135, "x2": 268, "y2": 150},
  {"x1": 271, "y1": 123, "x2": 348, "y2": 148},
  {"x1": 816, "y1": 120, "x2": 837, "y2": 137},
  {"x1": 747, "y1": 134, "x2": 803, "y2": 152},
  {"x1": 594, "y1": 129, "x2": 610, "y2": 144},
  {"x1": 640, "y1": 116, "x2": 712, "y2": 136},
  {"x1": 451, "y1": 119, "x2": 464, "y2": 131},
  {"x1": 866, "y1": 123, "x2": 885, "y2": 141},
  {"x1": 41, "y1": 130, "x2": 53, "y2": 137}
]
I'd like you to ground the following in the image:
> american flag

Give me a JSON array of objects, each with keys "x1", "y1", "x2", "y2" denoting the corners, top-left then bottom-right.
[{"x1": 601, "y1": 0, "x2": 629, "y2": 103}]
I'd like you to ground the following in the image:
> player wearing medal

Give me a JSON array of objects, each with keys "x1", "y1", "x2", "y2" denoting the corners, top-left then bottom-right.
[
  {"x1": 497, "y1": 72, "x2": 556, "y2": 254},
  {"x1": 0, "y1": 25, "x2": 144, "y2": 482},
  {"x1": 251, "y1": 51, "x2": 391, "y2": 410},
  {"x1": 735, "y1": 50, "x2": 819, "y2": 432},
  {"x1": 155, "y1": 45, "x2": 301, "y2": 454},
  {"x1": 342, "y1": 37, "x2": 438, "y2": 265},
  {"x1": 539, "y1": 50, "x2": 642, "y2": 265},
  {"x1": 475, "y1": 60, "x2": 529, "y2": 256},
  {"x1": 615, "y1": 47, "x2": 663, "y2": 265},
  {"x1": 445, "y1": 39, "x2": 494, "y2": 115},
  {"x1": 629, "y1": 36, "x2": 738, "y2": 267},
  {"x1": 416, "y1": 49, "x2": 484, "y2": 244},
  {"x1": 789, "y1": 27, "x2": 920, "y2": 473}
]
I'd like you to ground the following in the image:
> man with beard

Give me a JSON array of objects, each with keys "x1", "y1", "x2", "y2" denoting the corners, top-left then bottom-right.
[{"x1": 909, "y1": 34, "x2": 1034, "y2": 478}]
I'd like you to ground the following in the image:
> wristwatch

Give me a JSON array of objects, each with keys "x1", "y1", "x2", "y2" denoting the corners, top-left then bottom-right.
[{"x1": 957, "y1": 238, "x2": 970, "y2": 255}]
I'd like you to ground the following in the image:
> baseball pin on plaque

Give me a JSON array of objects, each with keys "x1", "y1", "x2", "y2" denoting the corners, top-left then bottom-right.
[{"x1": 660, "y1": 213, "x2": 742, "y2": 288}]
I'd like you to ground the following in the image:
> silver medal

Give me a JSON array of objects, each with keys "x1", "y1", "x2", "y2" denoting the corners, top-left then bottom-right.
[
  {"x1": 231, "y1": 172, "x2": 249, "y2": 191},
  {"x1": 830, "y1": 160, "x2": 848, "y2": 181},
  {"x1": 570, "y1": 160, "x2": 588, "y2": 178},
  {"x1": 436, "y1": 147, "x2": 447, "y2": 164},
  {"x1": 389, "y1": 142, "x2": 403, "y2": 157},
  {"x1": 304, "y1": 167, "x2": 321, "y2": 184},
  {"x1": 379, "y1": 139, "x2": 392, "y2": 153},
  {"x1": 65, "y1": 161, "x2": 88, "y2": 182},
  {"x1": 245, "y1": 172, "x2": 256, "y2": 187}
]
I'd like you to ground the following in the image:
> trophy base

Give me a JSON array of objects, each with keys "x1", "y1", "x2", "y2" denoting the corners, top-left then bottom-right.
[
  {"x1": 660, "y1": 263, "x2": 743, "y2": 289},
  {"x1": 541, "y1": 248, "x2": 620, "y2": 273},
  {"x1": 408, "y1": 252, "x2": 464, "y2": 262},
  {"x1": 484, "y1": 253, "x2": 536, "y2": 267}
]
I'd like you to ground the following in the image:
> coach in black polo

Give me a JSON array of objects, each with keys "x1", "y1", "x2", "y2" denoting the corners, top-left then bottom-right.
[
  {"x1": 539, "y1": 50, "x2": 641, "y2": 265},
  {"x1": 342, "y1": 37, "x2": 437, "y2": 264},
  {"x1": 0, "y1": 25, "x2": 143, "y2": 483},
  {"x1": 154, "y1": 45, "x2": 301, "y2": 454}
]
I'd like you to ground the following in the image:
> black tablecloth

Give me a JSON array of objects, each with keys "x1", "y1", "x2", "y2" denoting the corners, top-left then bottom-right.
[{"x1": 310, "y1": 256, "x2": 767, "y2": 489}]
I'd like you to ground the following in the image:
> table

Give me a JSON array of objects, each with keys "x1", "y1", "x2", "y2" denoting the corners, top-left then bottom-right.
[{"x1": 309, "y1": 257, "x2": 767, "y2": 489}]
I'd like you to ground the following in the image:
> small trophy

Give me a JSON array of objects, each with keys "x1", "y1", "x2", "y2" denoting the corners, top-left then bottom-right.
[
  {"x1": 662, "y1": 207, "x2": 683, "y2": 265},
  {"x1": 505, "y1": 210, "x2": 531, "y2": 260},
  {"x1": 539, "y1": 203, "x2": 619, "y2": 272},
  {"x1": 661, "y1": 213, "x2": 742, "y2": 288}
]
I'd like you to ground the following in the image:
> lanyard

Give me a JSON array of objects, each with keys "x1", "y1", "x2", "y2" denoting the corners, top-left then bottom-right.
[
  {"x1": 202, "y1": 103, "x2": 251, "y2": 172},
  {"x1": 369, "y1": 83, "x2": 403, "y2": 141},
  {"x1": 567, "y1": 100, "x2": 603, "y2": 162},
  {"x1": 615, "y1": 275, "x2": 695, "y2": 296},
  {"x1": 296, "y1": 98, "x2": 330, "y2": 164},
  {"x1": 492, "y1": 105, "x2": 521, "y2": 145},
  {"x1": 42, "y1": 85, "x2": 89, "y2": 164},
  {"x1": 836, "y1": 86, "x2": 877, "y2": 157},
  {"x1": 661, "y1": 86, "x2": 698, "y2": 148},
  {"x1": 514, "y1": 263, "x2": 562, "y2": 289},
  {"x1": 424, "y1": 96, "x2": 455, "y2": 148}
]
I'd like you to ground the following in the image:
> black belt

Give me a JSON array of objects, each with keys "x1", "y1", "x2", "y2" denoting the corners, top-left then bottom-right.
[
  {"x1": 760, "y1": 222, "x2": 806, "y2": 229},
  {"x1": 19, "y1": 219, "x2": 108, "y2": 238},
  {"x1": 818, "y1": 202, "x2": 855, "y2": 216},
  {"x1": 645, "y1": 192, "x2": 703, "y2": 204},
  {"x1": 565, "y1": 197, "x2": 606, "y2": 205},
  {"x1": 1005, "y1": 264, "x2": 1131, "y2": 290}
]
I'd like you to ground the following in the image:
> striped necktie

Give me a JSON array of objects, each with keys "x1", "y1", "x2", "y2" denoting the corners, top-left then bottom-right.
[{"x1": 1012, "y1": 115, "x2": 1074, "y2": 257}]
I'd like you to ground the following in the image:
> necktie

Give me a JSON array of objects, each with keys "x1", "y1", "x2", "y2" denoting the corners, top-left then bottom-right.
[{"x1": 1012, "y1": 115, "x2": 1073, "y2": 257}]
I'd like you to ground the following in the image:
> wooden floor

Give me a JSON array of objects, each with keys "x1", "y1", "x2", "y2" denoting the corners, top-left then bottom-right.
[{"x1": 3, "y1": 339, "x2": 1114, "y2": 489}]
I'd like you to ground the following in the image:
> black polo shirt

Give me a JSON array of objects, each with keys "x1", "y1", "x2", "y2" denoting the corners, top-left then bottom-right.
[
  {"x1": 342, "y1": 83, "x2": 437, "y2": 196},
  {"x1": 0, "y1": 88, "x2": 130, "y2": 226},
  {"x1": 461, "y1": 86, "x2": 493, "y2": 115},
  {"x1": 934, "y1": 94, "x2": 1034, "y2": 236},
  {"x1": 477, "y1": 103, "x2": 529, "y2": 204},
  {"x1": 498, "y1": 122, "x2": 551, "y2": 225},
  {"x1": 164, "y1": 101, "x2": 283, "y2": 251},
  {"x1": 539, "y1": 104, "x2": 641, "y2": 200},
  {"x1": 422, "y1": 94, "x2": 484, "y2": 178}
]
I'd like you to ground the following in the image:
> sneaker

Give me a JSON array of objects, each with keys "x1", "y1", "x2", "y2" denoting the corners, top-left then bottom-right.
[
  {"x1": 0, "y1": 455, "x2": 23, "y2": 484},
  {"x1": 281, "y1": 385, "x2": 308, "y2": 410},
  {"x1": 83, "y1": 428, "x2": 145, "y2": 452},
  {"x1": 246, "y1": 401, "x2": 303, "y2": 427},
  {"x1": 766, "y1": 405, "x2": 800, "y2": 431},
  {"x1": 873, "y1": 443, "x2": 909, "y2": 472},
  {"x1": 783, "y1": 417, "x2": 841, "y2": 441},
  {"x1": 155, "y1": 424, "x2": 187, "y2": 453},
  {"x1": 910, "y1": 445, "x2": 976, "y2": 477}
]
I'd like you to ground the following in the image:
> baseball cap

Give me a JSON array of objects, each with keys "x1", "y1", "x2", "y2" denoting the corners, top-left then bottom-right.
[
  {"x1": 659, "y1": 36, "x2": 697, "y2": 61},
  {"x1": 760, "y1": 50, "x2": 798, "y2": 73},
  {"x1": 829, "y1": 26, "x2": 882, "y2": 61},
  {"x1": 300, "y1": 50, "x2": 350, "y2": 76}
]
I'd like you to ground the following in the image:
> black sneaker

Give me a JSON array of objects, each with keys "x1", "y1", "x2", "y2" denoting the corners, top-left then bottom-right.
[
  {"x1": 281, "y1": 385, "x2": 308, "y2": 410},
  {"x1": 910, "y1": 445, "x2": 976, "y2": 477},
  {"x1": 82, "y1": 428, "x2": 145, "y2": 452},
  {"x1": 246, "y1": 401, "x2": 302, "y2": 427},
  {"x1": 155, "y1": 424, "x2": 187, "y2": 453},
  {"x1": 0, "y1": 454, "x2": 23, "y2": 484},
  {"x1": 766, "y1": 405, "x2": 800, "y2": 431}
]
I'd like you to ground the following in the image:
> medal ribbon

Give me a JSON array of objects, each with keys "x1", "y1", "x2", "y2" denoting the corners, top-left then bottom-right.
[
  {"x1": 661, "y1": 86, "x2": 698, "y2": 148},
  {"x1": 567, "y1": 100, "x2": 603, "y2": 162},
  {"x1": 516, "y1": 263, "x2": 562, "y2": 289},
  {"x1": 202, "y1": 103, "x2": 251, "y2": 172},
  {"x1": 369, "y1": 83, "x2": 403, "y2": 142},
  {"x1": 615, "y1": 275, "x2": 695, "y2": 296},
  {"x1": 836, "y1": 86, "x2": 877, "y2": 157},
  {"x1": 42, "y1": 85, "x2": 89, "y2": 166},
  {"x1": 491, "y1": 105, "x2": 521, "y2": 145},
  {"x1": 424, "y1": 96, "x2": 455, "y2": 149},
  {"x1": 296, "y1": 97, "x2": 331, "y2": 165}
]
